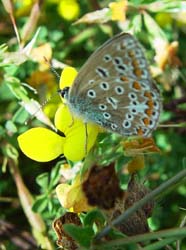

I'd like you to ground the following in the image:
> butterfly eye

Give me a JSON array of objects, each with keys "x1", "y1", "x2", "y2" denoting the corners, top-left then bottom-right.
[{"x1": 58, "y1": 87, "x2": 70, "y2": 99}]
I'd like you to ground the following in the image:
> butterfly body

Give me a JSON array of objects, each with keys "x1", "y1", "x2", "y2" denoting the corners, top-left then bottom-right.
[{"x1": 61, "y1": 33, "x2": 161, "y2": 137}]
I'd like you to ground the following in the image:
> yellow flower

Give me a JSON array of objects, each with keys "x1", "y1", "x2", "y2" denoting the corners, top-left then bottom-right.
[
  {"x1": 58, "y1": 0, "x2": 80, "y2": 21},
  {"x1": 18, "y1": 67, "x2": 100, "y2": 162},
  {"x1": 56, "y1": 174, "x2": 94, "y2": 212},
  {"x1": 14, "y1": 0, "x2": 33, "y2": 17},
  {"x1": 109, "y1": 0, "x2": 127, "y2": 22},
  {"x1": 155, "y1": 13, "x2": 172, "y2": 28}
]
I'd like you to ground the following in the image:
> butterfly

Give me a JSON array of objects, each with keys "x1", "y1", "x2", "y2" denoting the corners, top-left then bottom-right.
[{"x1": 59, "y1": 33, "x2": 161, "y2": 137}]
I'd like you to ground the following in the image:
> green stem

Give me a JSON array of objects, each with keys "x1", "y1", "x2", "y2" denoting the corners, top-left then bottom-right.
[
  {"x1": 142, "y1": 237, "x2": 178, "y2": 250},
  {"x1": 8, "y1": 158, "x2": 54, "y2": 250},
  {"x1": 93, "y1": 227, "x2": 186, "y2": 249}
]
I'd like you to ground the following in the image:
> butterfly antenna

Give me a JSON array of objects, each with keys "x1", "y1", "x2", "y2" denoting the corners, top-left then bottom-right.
[
  {"x1": 24, "y1": 91, "x2": 60, "y2": 126},
  {"x1": 43, "y1": 56, "x2": 61, "y2": 81},
  {"x1": 25, "y1": 57, "x2": 62, "y2": 125}
]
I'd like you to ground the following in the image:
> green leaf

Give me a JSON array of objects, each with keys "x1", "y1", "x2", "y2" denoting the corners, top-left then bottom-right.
[
  {"x1": 4, "y1": 65, "x2": 19, "y2": 75},
  {"x1": 63, "y1": 224, "x2": 94, "y2": 248},
  {"x1": 0, "y1": 125, "x2": 6, "y2": 138},
  {"x1": 5, "y1": 120, "x2": 17, "y2": 133},
  {"x1": 48, "y1": 163, "x2": 61, "y2": 190},
  {"x1": 47, "y1": 199, "x2": 54, "y2": 213},
  {"x1": 83, "y1": 209, "x2": 105, "y2": 227},
  {"x1": 4, "y1": 143, "x2": 18, "y2": 161},
  {"x1": 143, "y1": 12, "x2": 167, "y2": 41},
  {"x1": 145, "y1": 0, "x2": 186, "y2": 13},
  {"x1": 5, "y1": 76, "x2": 29, "y2": 101},
  {"x1": 0, "y1": 81, "x2": 15, "y2": 101},
  {"x1": 36, "y1": 172, "x2": 49, "y2": 190},
  {"x1": 12, "y1": 107, "x2": 29, "y2": 124},
  {"x1": 115, "y1": 155, "x2": 131, "y2": 172},
  {"x1": 32, "y1": 194, "x2": 48, "y2": 213},
  {"x1": 132, "y1": 14, "x2": 142, "y2": 34}
]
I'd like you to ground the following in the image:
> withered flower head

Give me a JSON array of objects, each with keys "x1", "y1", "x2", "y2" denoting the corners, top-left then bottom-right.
[
  {"x1": 53, "y1": 212, "x2": 81, "y2": 249},
  {"x1": 110, "y1": 174, "x2": 154, "y2": 236},
  {"x1": 82, "y1": 163, "x2": 124, "y2": 210}
]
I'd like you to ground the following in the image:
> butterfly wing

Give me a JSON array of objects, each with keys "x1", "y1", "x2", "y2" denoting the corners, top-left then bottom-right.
[{"x1": 68, "y1": 33, "x2": 161, "y2": 136}]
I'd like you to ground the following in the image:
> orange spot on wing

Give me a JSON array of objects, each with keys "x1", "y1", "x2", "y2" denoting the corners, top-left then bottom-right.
[
  {"x1": 120, "y1": 76, "x2": 129, "y2": 82},
  {"x1": 147, "y1": 100, "x2": 154, "y2": 109},
  {"x1": 145, "y1": 108, "x2": 153, "y2": 116},
  {"x1": 133, "y1": 81, "x2": 141, "y2": 90},
  {"x1": 137, "y1": 128, "x2": 144, "y2": 136},
  {"x1": 132, "y1": 60, "x2": 139, "y2": 68},
  {"x1": 128, "y1": 50, "x2": 135, "y2": 57},
  {"x1": 143, "y1": 118, "x2": 150, "y2": 126},
  {"x1": 133, "y1": 69, "x2": 142, "y2": 77},
  {"x1": 144, "y1": 91, "x2": 152, "y2": 98}
]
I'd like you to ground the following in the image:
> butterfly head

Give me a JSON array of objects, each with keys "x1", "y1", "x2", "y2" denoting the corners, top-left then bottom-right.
[{"x1": 58, "y1": 87, "x2": 70, "y2": 100}]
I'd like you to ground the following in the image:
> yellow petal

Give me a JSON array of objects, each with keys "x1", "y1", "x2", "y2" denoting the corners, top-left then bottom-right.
[
  {"x1": 109, "y1": 0, "x2": 127, "y2": 22},
  {"x1": 64, "y1": 123, "x2": 99, "y2": 162},
  {"x1": 54, "y1": 104, "x2": 75, "y2": 135},
  {"x1": 56, "y1": 183, "x2": 75, "y2": 209},
  {"x1": 55, "y1": 105, "x2": 99, "y2": 162},
  {"x1": 18, "y1": 127, "x2": 65, "y2": 162},
  {"x1": 59, "y1": 66, "x2": 78, "y2": 89},
  {"x1": 58, "y1": 0, "x2": 80, "y2": 21},
  {"x1": 56, "y1": 175, "x2": 94, "y2": 212}
]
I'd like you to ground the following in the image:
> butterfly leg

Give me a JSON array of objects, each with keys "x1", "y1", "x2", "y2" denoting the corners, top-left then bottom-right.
[{"x1": 68, "y1": 114, "x2": 75, "y2": 127}]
